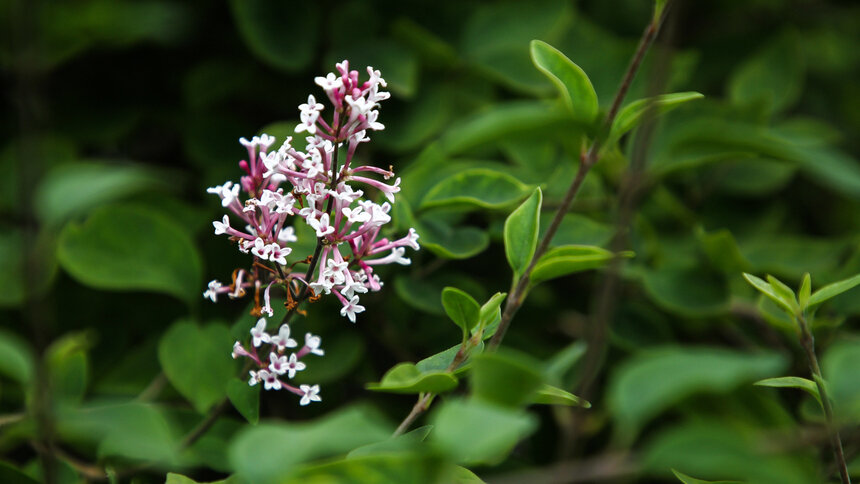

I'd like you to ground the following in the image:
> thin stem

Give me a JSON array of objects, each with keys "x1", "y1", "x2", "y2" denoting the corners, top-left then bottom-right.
[
  {"x1": 487, "y1": 3, "x2": 671, "y2": 351},
  {"x1": 797, "y1": 315, "x2": 851, "y2": 484},
  {"x1": 393, "y1": 393, "x2": 433, "y2": 437}
]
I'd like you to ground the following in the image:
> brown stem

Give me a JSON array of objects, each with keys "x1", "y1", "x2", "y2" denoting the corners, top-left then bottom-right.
[
  {"x1": 797, "y1": 315, "x2": 851, "y2": 484},
  {"x1": 487, "y1": 3, "x2": 671, "y2": 351}
]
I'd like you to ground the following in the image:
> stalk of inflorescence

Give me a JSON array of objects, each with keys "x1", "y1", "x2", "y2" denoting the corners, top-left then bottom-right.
[{"x1": 393, "y1": 2, "x2": 674, "y2": 437}]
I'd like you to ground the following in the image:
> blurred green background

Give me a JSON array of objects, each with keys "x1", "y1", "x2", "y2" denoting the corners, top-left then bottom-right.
[{"x1": 2, "y1": 0, "x2": 860, "y2": 483}]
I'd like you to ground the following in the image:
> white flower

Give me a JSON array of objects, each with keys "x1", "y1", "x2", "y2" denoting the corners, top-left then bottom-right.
[
  {"x1": 299, "y1": 384, "x2": 321, "y2": 405},
  {"x1": 340, "y1": 295, "x2": 365, "y2": 323},
  {"x1": 259, "y1": 133, "x2": 275, "y2": 150},
  {"x1": 346, "y1": 95, "x2": 373, "y2": 115},
  {"x1": 315, "y1": 72, "x2": 343, "y2": 91},
  {"x1": 406, "y1": 228, "x2": 420, "y2": 251},
  {"x1": 268, "y1": 243, "x2": 291, "y2": 266},
  {"x1": 248, "y1": 370, "x2": 260, "y2": 386},
  {"x1": 271, "y1": 324, "x2": 298, "y2": 351},
  {"x1": 309, "y1": 213, "x2": 335, "y2": 238},
  {"x1": 203, "y1": 280, "x2": 222, "y2": 302},
  {"x1": 268, "y1": 352, "x2": 289, "y2": 376},
  {"x1": 207, "y1": 181, "x2": 240, "y2": 207},
  {"x1": 213, "y1": 215, "x2": 231, "y2": 235},
  {"x1": 366, "y1": 110, "x2": 384, "y2": 131},
  {"x1": 251, "y1": 237, "x2": 271, "y2": 259},
  {"x1": 305, "y1": 333, "x2": 324, "y2": 356},
  {"x1": 284, "y1": 353, "x2": 306, "y2": 379},
  {"x1": 342, "y1": 206, "x2": 370, "y2": 224},
  {"x1": 250, "y1": 318, "x2": 271, "y2": 347},
  {"x1": 259, "y1": 370, "x2": 282, "y2": 391},
  {"x1": 299, "y1": 94, "x2": 324, "y2": 113},
  {"x1": 278, "y1": 226, "x2": 298, "y2": 244},
  {"x1": 309, "y1": 278, "x2": 334, "y2": 296}
]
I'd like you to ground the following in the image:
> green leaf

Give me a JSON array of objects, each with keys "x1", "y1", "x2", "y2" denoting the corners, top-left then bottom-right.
[
  {"x1": 430, "y1": 398, "x2": 537, "y2": 465},
  {"x1": 366, "y1": 363, "x2": 459, "y2": 394},
  {"x1": 166, "y1": 473, "x2": 236, "y2": 484},
  {"x1": 798, "y1": 273, "x2": 811, "y2": 310},
  {"x1": 470, "y1": 350, "x2": 545, "y2": 408},
  {"x1": 754, "y1": 377, "x2": 821, "y2": 406},
  {"x1": 441, "y1": 287, "x2": 481, "y2": 336},
  {"x1": 476, "y1": 292, "x2": 506, "y2": 339},
  {"x1": 504, "y1": 187, "x2": 542, "y2": 277},
  {"x1": 530, "y1": 245, "x2": 621, "y2": 285},
  {"x1": 421, "y1": 168, "x2": 532, "y2": 211},
  {"x1": 671, "y1": 469, "x2": 745, "y2": 484},
  {"x1": 532, "y1": 384, "x2": 590, "y2": 408},
  {"x1": 418, "y1": 217, "x2": 490, "y2": 260},
  {"x1": 0, "y1": 228, "x2": 57, "y2": 307},
  {"x1": 541, "y1": 213, "x2": 613, "y2": 247},
  {"x1": 608, "y1": 347, "x2": 786, "y2": 438},
  {"x1": 292, "y1": 331, "x2": 364, "y2": 385},
  {"x1": 530, "y1": 40, "x2": 599, "y2": 123},
  {"x1": 742, "y1": 273, "x2": 794, "y2": 314},
  {"x1": 35, "y1": 161, "x2": 170, "y2": 227},
  {"x1": 437, "y1": 101, "x2": 575, "y2": 156},
  {"x1": 822, "y1": 340, "x2": 860, "y2": 423},
  {"x1": 0, "y1": 462, "x2": 41, "y2": 484},
  {"x1": 728, "y1": 32, "x2": 804, "y2": 116},
  {"x1": 347, "y1": 426, "x2": 433, "y2": 458},
  {"x1": 0, "y1": 330, "x2": 35, "y2": 385},
  {"x1": 696, "y1": 228, "x2": 750, "y2": 274},
  {"x1": 766, "y1": 274, "x2": 799, "y2": 313},
  {"x1": 544, "y1": 340, "x2": 587, "y2": 386},
  {"x1": 57, "y1": 205, "x2": 202, "y2": 304},
  {"x1": 608, "y1": 92, "x2": 704, "y2": 147},
  {"x1": 807, "y1": 272, "x2": 860, "y2": 309},
  {"x1": 57, "y1": 401, "x2": 179, "y2": 464},
  {"x1": 641, "y1": 267, "x2": 730, "y2": 317},
  {"x1": 229, "y1": 0, "x2": 318, "y2": 72},
  {"x1": 285, "y1": 453, "x2": 446, "y2": 484},
  {"x1": 228, "y1": 406, "x2": 392, "y2": 483},
  {"x1": 158, "y1": 321, "x2": 234, "y2": 414},
  {"x1": 416, "y1": 342, "x2": 484, "y2": 376},
  {"x1": 46, "y1": 332, "x2": 90, "y2": 403},
  {"x1": 226, "y1": 378, "x2": 259, "y2": 425}
]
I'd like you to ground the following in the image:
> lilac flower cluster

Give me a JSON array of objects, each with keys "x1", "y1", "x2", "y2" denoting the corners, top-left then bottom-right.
[
  {"x1": 232, "y1": 319, "x2": 323, "y2": 405},
  {"x1": 204, "y1": 62, "x2": 419, "y2": 403}
]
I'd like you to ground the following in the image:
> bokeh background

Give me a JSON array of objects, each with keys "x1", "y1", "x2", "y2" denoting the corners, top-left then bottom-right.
[{"x1": 2, "y1": 0, "x2": 860, "y2": 483}]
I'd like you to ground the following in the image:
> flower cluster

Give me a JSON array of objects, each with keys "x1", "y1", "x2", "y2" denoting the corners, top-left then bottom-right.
[
  {"x1": 204, "y1": 62, "x2": 419, "y2": 402},
  {"x1": 232, "y1": 319, "x2": 323, "y2": 404}
]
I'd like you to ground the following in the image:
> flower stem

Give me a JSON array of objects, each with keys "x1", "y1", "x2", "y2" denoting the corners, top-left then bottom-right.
[{"x1": 797, "y1": 315, "x2": 851, "y2": 484}]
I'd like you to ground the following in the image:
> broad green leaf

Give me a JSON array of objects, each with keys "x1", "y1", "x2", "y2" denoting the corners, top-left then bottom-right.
[
  {"x1": 227, "y1": 378, "x2": 259, "y2": 425},
  {"x1": 0, "y1": 330, "x2": 34, "y2": 385},
  {"x1": 158, "y1": 321, "x2": 234, "y2": 414},
  {"x1": 285, "y1": 453, "x2": 446, "y2": 484},
  {"x1": 766, "y1": 275, "x2": 799, "y2": 313},
  {"x1": 476, "y1": 292, "x2": 506, "y2": 338},
  {"x1": 645, "y1": 423, "x2": 814, "y2": 484},
  {"x1": 728, "y1": 32, "x2": 804, "y2": 116},
  {"x1": 754, "y1": 377, "x2": 821, "y2": 406},
  {"x1": 530, "y1": 40, "x2": 598, "y2": 122},
  {"x1": 35, "y1": 161, "x2": 170, "y2": 227},
  {"x1": 504, "y1": 187, "x2": 542, "y2": 277},
  {"x1": 421, "y1": 168, "x2": 532, "y2": 211},
  {"x1": 807, "y1": 272, "x2": 860, "y2": 309},
  {"x1": 531, "y1": 245, "x2": 621, "y2": 285},
  {"x1": 57, "y1": 401, "x2": 179, "y2": 464},
  {"x1": 541, "y1": 213, "x2": 613, "y2": 247},
  {"x1": 430, "y1": 398, "x2": 537, "y2": 465},
  {"x1": 696, "y1": 228, "x2": 750, "y2": 274},
  {"x1": 742, "y1": 273, "x2": 794, "y2": 314},
  {"x1": 46, "y1": 332, "x2": 90, "y2": 403},
  {"x1": 544, "y1": 340, "x2": 587, "y2": 386},
  {"x1": 608, "y1": 92, "x2": 704, "y2": 147},
  {"x1": 418, "y1": 217, "x2": 489, "y2": 259},
  {"x1": 416, "y1": 342, "x2": 484, "y2": 376},
  {"x1": 347, "y1": 426, "x2": 433, "y2": 458},
  {"x1": 639, "y1": 266, "x2": 730, "y2": 317},
  {"x1": 229, "y1": 406, "x2": 392, "y2": 483},
  {"x1": 441, "y1": 287, "x2": 481, "y2": 336},
  {"x1": 532, "y1": 384, "x2": 590, "y2": 408},
  {"x1": 437, "y1": 101, "x2": 574, "y2": 156},
  {"x1": 671, "y1": 469, "x2": 746, "y2": 484},
  {"x1": 0, "y1": 462, "x2": 40, "y2": 484},
  {"x1": 822, "y1": 341, "x2": 860, "y2": 423},
  {"x1": 608, "y1": 347, "x2": 785, "y2": 437},
  {"x1": 57, "y1": 205, "x2": 202, "y2": 304},
  {"x1": 292, "y1": 331, "x2": 364, "y2": 385},
  {"x1": 798, "y1": 273, "x2": 811, "y2": 310},
  {"x1": 229, "y1": 0, "x2": 318, "y2": 72},
  {"x1": 470, "y1": 350, "x2": 544, "y2": 409},
  {"x1": 462, "y1": 0, "x2": 573, "y2": 94},
  {"x1": 366, "y1": 363, "x2": 459, "y2": 394},
  {"x1": 166, "y1": 473, "x2": 236, "y2": 484}
]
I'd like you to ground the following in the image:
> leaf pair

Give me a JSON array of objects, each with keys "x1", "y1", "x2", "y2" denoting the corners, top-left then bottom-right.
[{"x1": 743, "y1": 271, "x2": 860, "y2": 316}]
